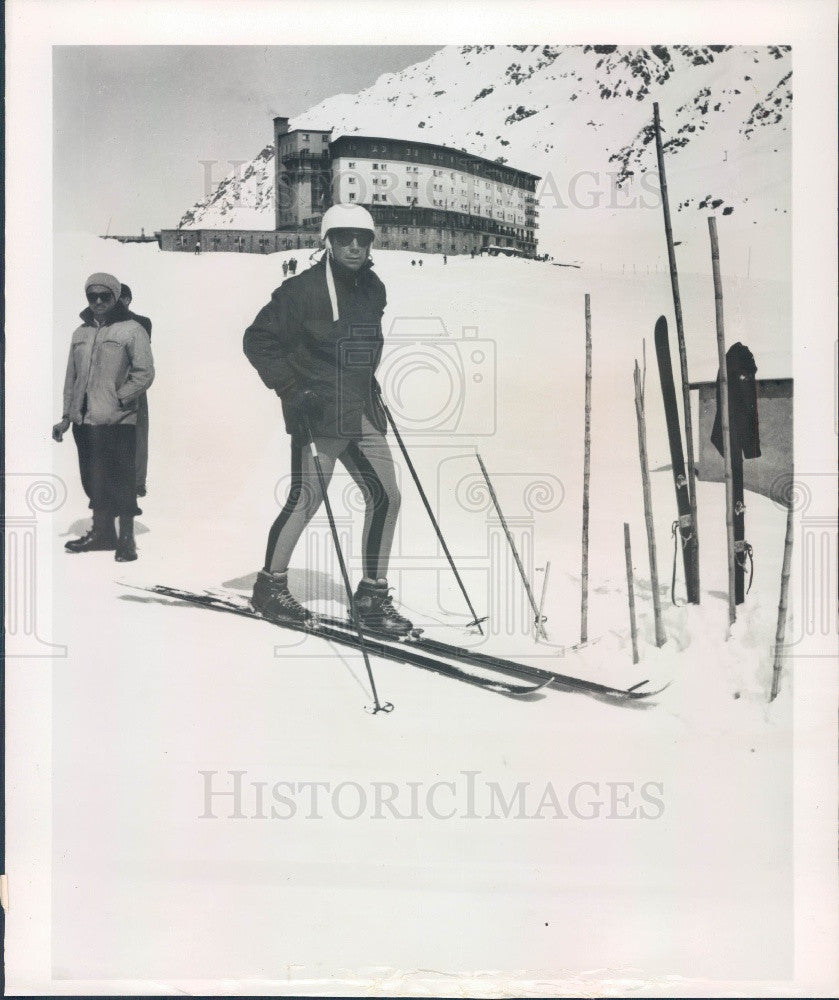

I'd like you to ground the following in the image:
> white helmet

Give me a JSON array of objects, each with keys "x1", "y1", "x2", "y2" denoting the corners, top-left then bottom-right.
[{"x1": 320, "y1": 203, "x2": 376, "y2": 241}]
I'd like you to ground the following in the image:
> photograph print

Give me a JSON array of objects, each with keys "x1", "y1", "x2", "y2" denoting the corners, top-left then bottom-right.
[{"x1": 4, "y1": 4, "x2": 838, "y2": 996}]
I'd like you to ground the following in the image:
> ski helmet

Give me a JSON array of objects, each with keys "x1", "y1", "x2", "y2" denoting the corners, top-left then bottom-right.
[{"x1": 320, "y1": 203, "x2": 376, "y2": 241}]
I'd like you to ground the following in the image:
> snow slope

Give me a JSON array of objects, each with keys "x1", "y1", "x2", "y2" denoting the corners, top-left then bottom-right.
[
  {"x1": 47, "y1": 234, "x2": 795, "y2": 985},
  {"x1": 177, "y1": 45, "x2": 791, "y2": 278}
]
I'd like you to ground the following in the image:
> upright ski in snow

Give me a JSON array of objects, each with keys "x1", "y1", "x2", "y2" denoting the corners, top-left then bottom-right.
[{"x1": 654, "y1": 315, "x2": 700, "y2": 604}]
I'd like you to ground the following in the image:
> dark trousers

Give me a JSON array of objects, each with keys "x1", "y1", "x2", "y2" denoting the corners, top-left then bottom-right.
[
  {"x1": 72, "y1": 423, "x2": 141, "y2": 518},
  {"x1": 135, "y1": 393, "x2": 149, "y2": 491}
]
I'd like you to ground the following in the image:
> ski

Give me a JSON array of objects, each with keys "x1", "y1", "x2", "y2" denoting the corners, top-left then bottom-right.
[
  {"x1": 129, "y1": 584, "x2": 551, "y2": 698},
  {"x1": 290, "y1": 609, "x2": 661, "y2": 702},
  {"x1": 654, "y1": 315, "x2": 700, "y2": 603},
  {"x1": 192, "y1": 587, "x2": 665, "y2": 703}
]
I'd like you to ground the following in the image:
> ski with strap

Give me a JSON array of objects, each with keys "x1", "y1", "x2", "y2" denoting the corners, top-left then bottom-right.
[
  {"x1": 190, "y1": 587, "x2": 665, "y2": 703},
  {"x1": 654, "y1": 315, "x2": 699, "y2": 604},
  {"x1": 128, "y1": 584, "x2": 551, "y2": 698}
]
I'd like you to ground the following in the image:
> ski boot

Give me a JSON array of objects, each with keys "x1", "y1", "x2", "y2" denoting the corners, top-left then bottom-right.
[
  {"x1": 352, "y1": 577, "x2": 414, "y2": 637},
  {"x1": 115, "y1": 515, "x2": 138, "y2": 562},
  {"x1": 251, "y1": 570, "x2": 312, "y2": 624},
  {"x1": 65, "y1": 511, "x2": 117, "y2": 552}
]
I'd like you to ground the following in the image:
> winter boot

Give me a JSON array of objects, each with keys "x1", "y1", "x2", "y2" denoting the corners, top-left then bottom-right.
[
  {"x1": 251, "y1": 570, "x2": 312, "y2": 624},
  {"x1": 115, "y1": 516, "x2": 138, "y2": 562},
  {"x1": 65, "y1": 511, "x2": 117, "y2": 552},
  {"x1": 352, "y1": 577, "x2": 414, "y2": 637}
]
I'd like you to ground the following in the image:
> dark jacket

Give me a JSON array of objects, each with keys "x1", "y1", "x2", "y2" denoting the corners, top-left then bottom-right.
[
  {"x1": 63, "y1": 302, "x2": 154, "y2": 426},
  {"x1": 711, "y1": 341, "x2": 761, "y2": 459},
  {"x1": 243, "y1": 255, "x2": 387, "y2": 438},
  {"x1": 127, "y1": 311, "x2": 152, "y2": 339}
]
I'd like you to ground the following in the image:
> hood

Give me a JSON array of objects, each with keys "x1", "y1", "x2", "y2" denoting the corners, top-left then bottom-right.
[{"x1": 79, "y1": 301, "x2": 131, "y2": 326}]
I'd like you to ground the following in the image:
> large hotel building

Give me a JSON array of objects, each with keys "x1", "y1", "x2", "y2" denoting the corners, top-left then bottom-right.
[{"x1": 161, "y1": 117, "x2": 539, "y2": 257}]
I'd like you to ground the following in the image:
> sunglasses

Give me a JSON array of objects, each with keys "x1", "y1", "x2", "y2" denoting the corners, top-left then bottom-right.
[
  {"x1": 86, "y1": 291, "x2": 115, "y2": 304},
  {"x1": 330, "y1": 229, "x2": 373, "y2": 248}
]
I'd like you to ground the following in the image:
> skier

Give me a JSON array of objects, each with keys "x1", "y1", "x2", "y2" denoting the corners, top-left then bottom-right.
[
  {"x1": 443, "y1": 254, "x2": 448, "y2": 265},
  {"x1": 119, "y1": 284, "x2": 153, "y2": 497},
  {"x1": 194, "y1": 241, "x2": 201, "y2": 255},
  {"x1": 242, "y1": 203, "x2": 413, "y2": 636},
  {"x1": 282, "y1": 261, "x2": 289, "y2": 278},
  {"x1": 288, "y1": 257, "x2": 297, "y2": 275},
  {"x1": 54, "y1": 273, "x2": 154, "y2": 561}
]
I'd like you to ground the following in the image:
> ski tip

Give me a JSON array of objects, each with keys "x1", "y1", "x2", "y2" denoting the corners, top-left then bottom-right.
[
  {"x1": 627, "y1": 679, "x2": 671, "y2": 699},
  {"x1": 506, "y1": 677, "x2": 553, "y2": 698}
]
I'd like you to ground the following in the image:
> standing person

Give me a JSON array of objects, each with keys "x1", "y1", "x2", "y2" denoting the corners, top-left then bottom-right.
[
  {"x1": 288, "y1": 257, "x2": 297, "y2": 275},
  {"x1": 242, "y1": 204, "x2": 413, "y2": 635},
  {"x1": 53, "y1": 273, "x2": 154, "y2": 562},
  {"x1": 443, "y1": 254, "x2": 448, "y2": 265},
  {"x1": 282, "y1": 261, "x2": 289, "y2": 278},
  {"x1": 119, "y1": 284, "x2": 153, "y2": 497}
]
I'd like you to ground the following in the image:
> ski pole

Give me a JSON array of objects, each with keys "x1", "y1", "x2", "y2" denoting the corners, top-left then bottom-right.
[
  {"x1": 304, "y1": 418, "x2": 393, "y2": 715},
  {"x1": 536, "y1": 561, "x2": 551, "y2": 644},
  {"x1": 375, "y1": 385, "x2": 486, "y2": 634},
  {"x1": 475, "y1": 451, "x2": 548, "y2": 641}
]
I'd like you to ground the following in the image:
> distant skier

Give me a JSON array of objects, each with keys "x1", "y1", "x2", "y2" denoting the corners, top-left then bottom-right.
[
  {"x1": 119, "y1": 284, "x2": 153, "y2": 497},
  {"x1": 194, "y1": 241, "x2": 201, "y2": 255},
  {"x1": 282, "y1": 261, "x2": 289, "y2": 278},
  {"x1": 243, "y1": 204, "x2": 413, "y2": 636},
  {"x1": 288, "y1": 257, "x2": 297, "y2": 275},
  {"x1": 443, "y1": 255, "x2": 448, "y2": 265},
  {"x1": 418, "y1": 259, "x2": 423, "y2": 267},
  {"x1": 54, "y1": 273, "x2": 154, "y2": 562},
  {"x1": 411, "y1": 259, "x2": 416, "y2": 267}
]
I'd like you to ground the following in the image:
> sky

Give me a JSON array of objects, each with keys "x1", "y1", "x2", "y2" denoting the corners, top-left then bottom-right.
[{"x1": 53, "y1": 46, "x2": 441, "y2": 234}]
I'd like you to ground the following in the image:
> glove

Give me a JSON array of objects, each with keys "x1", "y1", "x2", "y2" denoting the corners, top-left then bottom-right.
[
  {"x1": 52, "y1": 416, "x2": 71, "y2": 442},
  {"x1": 287, "y1": 388, "x2": 324, "y2": 436}
]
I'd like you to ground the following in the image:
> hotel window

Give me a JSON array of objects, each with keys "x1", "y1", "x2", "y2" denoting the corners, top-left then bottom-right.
[
  {"x1": 348, "y1": 177, "x2": 356, "y2": 184},
  {"x1": 349, "y1": 193, "x2": 356, "y2": 201},
  {"x1": 381, "y1": 164, "x2": 388, "y2": 170},
  {"x1": 348, "y1": 161, "x2": 356, "y2": 168},
  {"x1": 372, "y1": 163, "x2": 379, "y2": 170},
  {"x1": 303, "y1": 134, "x2": 309, "y2": 141},
  {"x1": 401, "y1": 227, "x2": 408, "y2": 234}
]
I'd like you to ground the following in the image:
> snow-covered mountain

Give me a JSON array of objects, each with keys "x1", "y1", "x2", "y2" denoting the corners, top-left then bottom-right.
[{"x1": 177, "y1": 44, "x2": 791, "y2": 277}]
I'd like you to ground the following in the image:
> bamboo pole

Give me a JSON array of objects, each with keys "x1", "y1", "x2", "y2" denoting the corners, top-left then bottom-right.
[
  {"x1": 624, "y1": 522, "x2": 640, "y2": 664},
  {"x1": 770, "y1": 502, "x2": 794, "y2": 701},
  {"x1": 634, "y1": 359, "x2": 666, "y2": 647},
  {"x1": 581, "y1": 294, "x2": 592, "y2": 644},
  {"x1": 653, "y1": 101, "x2": 700, "y2": 604},
  {"x1": 708, "y1": 216, "x2": 736, "y2": 627}
]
